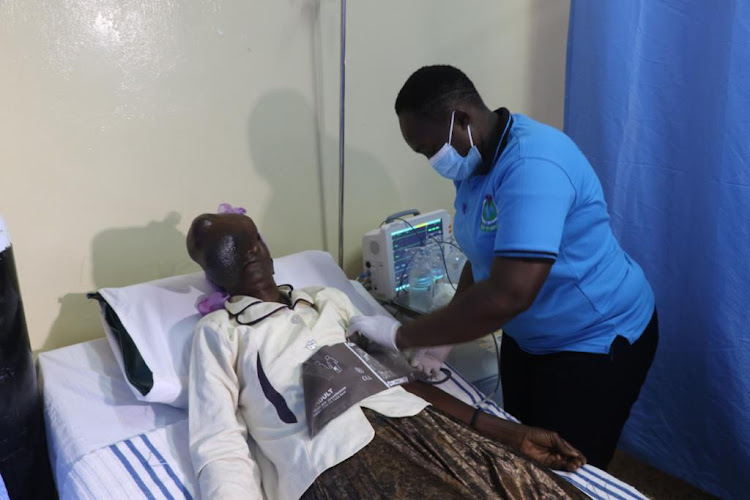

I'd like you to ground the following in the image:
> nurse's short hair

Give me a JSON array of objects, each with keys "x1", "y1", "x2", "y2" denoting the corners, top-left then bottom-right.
[{"x1": 395, "y1": 65, "x2": 484, "y2": 119}]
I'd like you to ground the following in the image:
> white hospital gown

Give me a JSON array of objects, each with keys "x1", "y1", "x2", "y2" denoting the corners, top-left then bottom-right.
[{"x1": 188, "y1": 285, "x2": 427, "y2": 500}]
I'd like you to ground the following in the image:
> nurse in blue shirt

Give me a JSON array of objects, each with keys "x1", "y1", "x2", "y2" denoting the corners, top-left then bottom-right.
[{"x1": 349, "y1": 65, "x2": 658, "y2": 468}]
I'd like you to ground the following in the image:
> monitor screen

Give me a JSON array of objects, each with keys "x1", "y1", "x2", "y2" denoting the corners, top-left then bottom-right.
[{"x1": 391, "y1": 218, "x2": 443, "y2": 293}]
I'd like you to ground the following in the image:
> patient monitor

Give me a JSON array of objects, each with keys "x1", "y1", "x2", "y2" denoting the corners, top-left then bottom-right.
[{"x1": 362, "y1": 209, "x2": 451, "y2": 301}]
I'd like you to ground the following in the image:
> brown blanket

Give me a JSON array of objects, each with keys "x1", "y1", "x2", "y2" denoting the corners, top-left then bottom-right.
[{"x1": 302, "y1": 407, "x2": 586, "y2": 499}]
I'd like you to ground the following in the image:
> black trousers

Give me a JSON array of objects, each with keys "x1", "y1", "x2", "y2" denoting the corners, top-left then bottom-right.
[{"x1": 500, "y1": 310, "x2": 658, "y2": 469}]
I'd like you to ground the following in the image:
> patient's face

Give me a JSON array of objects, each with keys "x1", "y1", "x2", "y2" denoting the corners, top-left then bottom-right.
[{"x1": 190, "y1": 214, "x2": 274, "y2": 296}]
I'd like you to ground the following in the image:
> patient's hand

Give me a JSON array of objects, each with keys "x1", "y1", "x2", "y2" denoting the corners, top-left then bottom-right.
[{"x1": 518, "y1": 427, "x2": 586, "y2": 472}]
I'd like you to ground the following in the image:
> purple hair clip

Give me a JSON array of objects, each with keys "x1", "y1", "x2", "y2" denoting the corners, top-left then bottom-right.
[
  {"x1": 195, "y1": 203, "x2": 247, "y2": 315},
  {"x1": 217, "y1": 203, "x2": 247, "y2": 215},
  {"x1": 196, "y1": 286, "x2": 230, "y2": 316}
]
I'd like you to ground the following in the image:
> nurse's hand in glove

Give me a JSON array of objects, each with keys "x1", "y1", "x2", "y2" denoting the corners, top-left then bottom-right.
[
  {"x1": 346, "y1": 315, "x2": 401, "y2": 351},
  {"x1": 409, "y1": 346, "x2": 453, "y2": 378}
]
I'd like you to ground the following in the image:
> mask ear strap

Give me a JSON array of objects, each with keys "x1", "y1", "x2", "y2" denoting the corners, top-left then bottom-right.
[
  {"x1": 467, "y1": 124, "x2": 475, "y2": 148},
  {"x1": 448, "y1": 110, "x2": 456, "y2": 144}
]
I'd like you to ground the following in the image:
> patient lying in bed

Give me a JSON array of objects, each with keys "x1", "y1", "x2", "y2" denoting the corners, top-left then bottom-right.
[{"x1": 186, "y1": 212, "x2": 586, "y2": 500}]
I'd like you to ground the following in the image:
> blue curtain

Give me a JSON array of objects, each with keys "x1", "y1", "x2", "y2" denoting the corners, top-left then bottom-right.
[{"x1": 565, "y1": 1, "x2": 750, "y2": 498}]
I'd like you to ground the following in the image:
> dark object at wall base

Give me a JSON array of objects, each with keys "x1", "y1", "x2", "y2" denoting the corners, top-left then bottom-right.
[{"x1": 0, "y1": 245, "x2": 57, "y2": 499}]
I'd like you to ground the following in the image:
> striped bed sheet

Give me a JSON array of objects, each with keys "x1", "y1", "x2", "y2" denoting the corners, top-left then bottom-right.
[
  {"x1": 58, "y1": 419, "x2": 196, "y2": 500},
  {"x1": 439, "y1": 364, "x2": 647, "y2": 500},
  {"x1": 60, "y1": 364, "x2": 645, "y2": 500}
]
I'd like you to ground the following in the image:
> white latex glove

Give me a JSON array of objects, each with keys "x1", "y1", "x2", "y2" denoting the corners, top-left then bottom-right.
[
  {"x1": 409, "y1": 345, "x2": 453, "y2": 378},
  {"x1": 346, "y1": 315, "x2": 401, "y2": 351}
]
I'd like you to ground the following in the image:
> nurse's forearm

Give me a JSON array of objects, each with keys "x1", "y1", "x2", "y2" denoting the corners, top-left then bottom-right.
[
  {"x1": 396, "y1": 280, "x2": 522, "y2": 348},
  {"x1": 396, "y1": 257, "x2": 552, "y2": 348},
  {"x1": 452, "y1": 260, "x2": 474, "y2": 299}
]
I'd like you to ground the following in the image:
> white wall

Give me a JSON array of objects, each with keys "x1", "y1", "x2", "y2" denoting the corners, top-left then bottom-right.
[{"x1": 0, "y1": 0, "x2": 570, "y2": 351}]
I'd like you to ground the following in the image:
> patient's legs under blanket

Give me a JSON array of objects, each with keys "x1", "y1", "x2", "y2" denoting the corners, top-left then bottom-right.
[{"x1": 302, "y1": 407, "x2": 586, "y2": 500}]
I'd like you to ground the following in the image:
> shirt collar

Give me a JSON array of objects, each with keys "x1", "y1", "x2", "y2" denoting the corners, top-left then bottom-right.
[
  {"x1": 224, "y1": 285, "x2": 315, "y2": 326},
  {"x1": 491, "y1": 107, "x2": 513, "y2": 164},
  {"x1": 471, "y1": 107, "x2": 513, "y2": 178}
]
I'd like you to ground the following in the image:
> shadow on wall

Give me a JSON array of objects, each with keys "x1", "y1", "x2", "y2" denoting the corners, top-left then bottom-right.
[
  {"x1": 44, "y1": 212, "x2": 197, "y2": 351},
  {"x1": 526, "y1": 0, "x2": 570, "y2": 129},
  {"x1": 247, "y1": 89, "x2": 395, "y2": 277}
]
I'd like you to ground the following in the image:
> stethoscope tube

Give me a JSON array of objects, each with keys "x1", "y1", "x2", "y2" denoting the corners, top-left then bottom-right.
[{"x1": 416, "y1": 367, "x2": 453, "y2": 385}]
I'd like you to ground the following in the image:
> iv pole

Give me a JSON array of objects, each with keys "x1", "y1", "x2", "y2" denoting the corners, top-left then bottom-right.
[{"x1": 337, "y1": 0, "x2": 346, "y2": 268}]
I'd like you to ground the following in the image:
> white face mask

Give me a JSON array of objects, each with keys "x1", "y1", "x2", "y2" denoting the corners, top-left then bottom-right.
[{"x1": 428, "y1": 111, "x2": 483, "y2": 180}]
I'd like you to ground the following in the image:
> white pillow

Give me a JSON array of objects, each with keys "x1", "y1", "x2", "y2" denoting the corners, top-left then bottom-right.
[{"x1": 92, "y1": 250, "x2": 378, "y2": 409}]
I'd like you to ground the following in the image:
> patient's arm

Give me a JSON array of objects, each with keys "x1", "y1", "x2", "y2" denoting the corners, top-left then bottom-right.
[
  {"x1": 402, "y1": 382, "x2": 586, "y2": 472},
  {"x1": 189, "y1": 319, "x2": 265, "y2": 499},
  {"x1": 336, "y1": 288, "x2": 582, "y2": 471}
]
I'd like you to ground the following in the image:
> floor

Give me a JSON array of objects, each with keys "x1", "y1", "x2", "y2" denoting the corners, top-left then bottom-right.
[{"x1": 607, "y1": 451, "x2": 717, "y2": 499}]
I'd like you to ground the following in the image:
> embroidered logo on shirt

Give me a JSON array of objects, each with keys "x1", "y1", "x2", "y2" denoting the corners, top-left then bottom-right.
[{"x1": 480, "y1": 195, "x2": 498, "y2": 232}]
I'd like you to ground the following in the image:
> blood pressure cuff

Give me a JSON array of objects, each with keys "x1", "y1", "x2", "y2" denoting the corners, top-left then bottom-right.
[{"x1": 303, "y1": 341, "x2": 418, "y2": 437}]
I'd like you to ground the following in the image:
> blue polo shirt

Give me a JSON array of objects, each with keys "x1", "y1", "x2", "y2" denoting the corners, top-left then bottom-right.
[{"x1": 453, "y1": 113, "x2": 654, "y2": 355}]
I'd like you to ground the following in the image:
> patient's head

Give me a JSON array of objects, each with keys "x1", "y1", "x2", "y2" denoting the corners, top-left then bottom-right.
[{"x1": 187, "y1": 213, "x2": 277, "y2": 299}]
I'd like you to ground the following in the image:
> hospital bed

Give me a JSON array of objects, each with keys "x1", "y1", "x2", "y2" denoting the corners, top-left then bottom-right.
[{"x1": 38, "y1": 251, "x2": 646, "y2": 500}]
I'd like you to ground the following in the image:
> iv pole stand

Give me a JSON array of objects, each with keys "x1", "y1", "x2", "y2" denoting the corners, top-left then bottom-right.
[{"x1": 337, "y1": 0, "x2": 346, "y2": 268}]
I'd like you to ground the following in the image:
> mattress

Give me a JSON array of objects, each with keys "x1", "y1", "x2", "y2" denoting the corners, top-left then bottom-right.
[
  {"x1": 39, "y1": 337, "x2": 645, "y2": 500},
  {"x1": 39, "y1": 280, "x2": 646, "y2": 499},
  {"x1": 38, "y1": 338, "x2": 186, "y2": 490}
]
